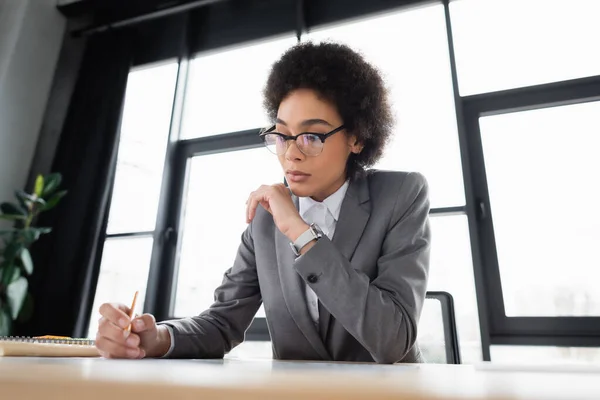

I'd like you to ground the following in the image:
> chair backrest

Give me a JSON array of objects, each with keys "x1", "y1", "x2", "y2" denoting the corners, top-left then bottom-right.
[{"x1": 418, "y1": 291, "x2": 461, "y2": 364}]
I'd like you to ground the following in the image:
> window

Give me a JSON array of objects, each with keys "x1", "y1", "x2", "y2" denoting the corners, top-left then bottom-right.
[
  {"x1": 428, "y1": 215, "x2": 481, "y2": 363},
  {"x1": 172, "y1": 35, "x2": 298, "y2": 322},
  {"x1": 180, "y1": 36, "x2": 297, "y2": 139},
  {"x1": 306, "y1": 3, "x2": 481, "y2": 363},
  {"x1": 84, "y1": 0, "x2": 600, "y2": 363},
  {"x1": 87, "y1": 237, "x2": 154, "y2": 337},
  {"x1": 479, "y1": 101, "x2": 600, "y2": 318},
  {"x1": 174, "y1": 148, "x2": 282, "y2": 318},
  {"x1": 491, "y1": 346, "x2": 600, "y2": 365},
  {"x1": 418, "y1": 296, "x2": 446, "y2": 363},
  {"x1": 87, "y1": 61, "x2": 179, "y2": 338},
  {"x1": 450, "y1": 0, "x2": 600, "y2": 95},
  {"x1": 107, "y1": 62, "x2": 179, "y2": 234},
  {"x1": 307, "y1": 3, "x2": 464, "y2": 208}
]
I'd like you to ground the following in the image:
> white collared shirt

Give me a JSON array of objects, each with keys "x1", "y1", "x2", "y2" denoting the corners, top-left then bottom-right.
[{"x1": 298, "y1": 180, "x2": 349, "y2": 326}]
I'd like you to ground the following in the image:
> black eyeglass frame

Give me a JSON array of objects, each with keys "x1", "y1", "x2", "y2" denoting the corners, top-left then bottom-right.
[{"x1": 259, "y1": 124, "x2": 346, "y2": 155}]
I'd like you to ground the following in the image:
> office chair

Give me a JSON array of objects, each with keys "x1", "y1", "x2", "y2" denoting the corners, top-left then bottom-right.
[
  {"x1": 418, "y1": 291, "x2": 462, "y2": 364},
  {"x1": 241, "y1": 291, "x2": 462, "y2": 364}
]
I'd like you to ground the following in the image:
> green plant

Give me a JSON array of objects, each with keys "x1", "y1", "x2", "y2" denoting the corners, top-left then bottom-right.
[{"x1": 0, "y1": 173, "x2": 66, "y2": 336}]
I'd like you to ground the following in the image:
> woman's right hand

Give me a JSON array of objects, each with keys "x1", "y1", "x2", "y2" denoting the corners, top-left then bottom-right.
[{"x1": 95, "y1": 303, "x2": 171, "y2": 359}]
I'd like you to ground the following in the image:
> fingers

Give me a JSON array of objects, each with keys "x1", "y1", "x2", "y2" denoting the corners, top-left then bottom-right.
[
  {"x1": 245, "y1": 184, "x2": 293, "y2": 223},
  {"x1": 96, "y1": 317, "x2": 144, "y2": 359},
  {"x1": 131, "y1": 313, "x2": 157, "y2": 334},
  {"x1": 98, "y1": 316, "x2": 129, "y2": 343},
  {"x1": 96, "y1": 302, "x2": 147, "y2": 359},
  {"x1": 246, "y1": 194, "x2": 260, "y2": 223},
  {"x1": 95, "y1": 334, "x2": 144, "y2": 359},
  {"x1": 273, "y1": 183, "x2": 287, "y2": 192},
  {"x1": 99, "y1": 302, "x2": 132, "y2": 329},
  {"x1": 246, "y1": 186, "x2": 270, "y2": 223}
]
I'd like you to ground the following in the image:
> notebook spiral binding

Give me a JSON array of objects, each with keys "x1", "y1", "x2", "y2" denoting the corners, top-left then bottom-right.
[{"x1": 0, "y1": 336, "x2": 95, "y2": 346}]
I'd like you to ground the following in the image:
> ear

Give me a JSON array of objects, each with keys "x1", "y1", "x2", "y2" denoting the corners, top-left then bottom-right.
[{"x1": 347, "y1": 134, "x2": 363, "y2": 154}]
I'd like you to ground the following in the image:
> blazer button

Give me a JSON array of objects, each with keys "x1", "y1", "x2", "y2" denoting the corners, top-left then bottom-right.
[{"x1": 307, "y1": 274, "x2": 318, "y2": 284}]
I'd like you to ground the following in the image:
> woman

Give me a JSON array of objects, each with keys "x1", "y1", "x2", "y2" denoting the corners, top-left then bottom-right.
[{"x1": 96, "y1": 41, "x2": 431, "y2": 364}]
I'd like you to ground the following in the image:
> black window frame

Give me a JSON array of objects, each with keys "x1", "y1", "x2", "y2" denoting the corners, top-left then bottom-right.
[{"x1": 461, "y1": 75, "x2": 600, "y2": 348}]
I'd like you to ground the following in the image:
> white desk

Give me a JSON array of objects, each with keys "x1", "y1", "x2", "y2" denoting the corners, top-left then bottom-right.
[{"x1": 1, "y1": 357, "x2": 599, "y2": 400}]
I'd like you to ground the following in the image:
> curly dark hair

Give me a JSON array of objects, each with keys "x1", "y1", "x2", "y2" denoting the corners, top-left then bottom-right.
[{"x1": 263, "y1": 41, "x2": 394, "y2": 180}]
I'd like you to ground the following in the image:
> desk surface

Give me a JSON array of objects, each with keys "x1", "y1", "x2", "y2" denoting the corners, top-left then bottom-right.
[{"x1": 1, "y1": 357, "x2": 599, "y2": 400}]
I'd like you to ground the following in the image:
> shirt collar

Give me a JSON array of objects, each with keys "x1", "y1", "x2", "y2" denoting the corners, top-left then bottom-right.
[{"x1": 299, "y1": 180, "x2": 350, "y2": 221}]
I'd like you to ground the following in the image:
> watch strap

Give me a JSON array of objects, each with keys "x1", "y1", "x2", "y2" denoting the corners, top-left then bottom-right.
[{"x1": 290, "y1": 223, "x2": 321, "y2": 256}]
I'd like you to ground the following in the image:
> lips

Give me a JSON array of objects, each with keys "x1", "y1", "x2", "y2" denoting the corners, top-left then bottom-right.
[
  {"x1": 286, "y1": 170, "x2": 311, "y2": 183},
  {"x1": 287, "y1": 170, "x2": 310, "y2": 177}
]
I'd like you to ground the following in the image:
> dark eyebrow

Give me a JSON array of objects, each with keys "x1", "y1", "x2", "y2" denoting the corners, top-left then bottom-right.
[{"x1": 275, "y1": 118, "x2": 333, "y2": 128}]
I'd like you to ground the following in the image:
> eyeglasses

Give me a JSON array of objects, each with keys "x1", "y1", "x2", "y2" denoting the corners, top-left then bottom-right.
[{"x1": 259, "y1": 124, "x2": 345, "y2": 157}]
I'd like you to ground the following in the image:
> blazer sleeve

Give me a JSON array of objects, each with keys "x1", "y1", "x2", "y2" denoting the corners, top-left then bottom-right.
[
  {"x1": 158, "y1": 222, "x2": 262, "y2": 358},
  {"x1": 294, "y1": 172, "x2": 431, "y2": 364}
]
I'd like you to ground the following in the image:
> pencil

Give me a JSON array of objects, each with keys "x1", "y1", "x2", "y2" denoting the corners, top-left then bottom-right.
[
  {"x1": 126, "y1": 290, "x2": 139, "y2": 332},
  {"x1": 33, "y1": 335, "x2": 72, "y2": 340}
]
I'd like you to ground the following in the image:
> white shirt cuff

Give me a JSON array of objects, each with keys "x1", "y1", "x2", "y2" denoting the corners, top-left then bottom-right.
[{"x1": 160, "y1": 324, "x2": 175, "y2": 358}]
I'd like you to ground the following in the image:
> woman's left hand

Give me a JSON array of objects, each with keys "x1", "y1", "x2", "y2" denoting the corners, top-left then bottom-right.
[{"x1": 246, "y1": 183, "x2": 308, "y2": 241}]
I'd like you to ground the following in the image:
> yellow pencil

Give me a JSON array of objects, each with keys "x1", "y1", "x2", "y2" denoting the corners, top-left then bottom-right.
[
  {"x1": 33, "y1": 335, "x2": 71, "y2": 340},
  {"x1": 126, "y1": 291, "x2": 139, "y2": 332}
]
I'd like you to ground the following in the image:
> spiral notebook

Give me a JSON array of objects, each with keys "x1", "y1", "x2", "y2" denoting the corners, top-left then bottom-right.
[{"x1": 0, "y1": 336, "x2": 100, "y2": 357}]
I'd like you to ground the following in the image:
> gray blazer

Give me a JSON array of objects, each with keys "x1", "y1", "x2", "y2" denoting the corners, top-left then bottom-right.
[{"x1": 161, "y1": 170, "x2": 431, "y2": 364}]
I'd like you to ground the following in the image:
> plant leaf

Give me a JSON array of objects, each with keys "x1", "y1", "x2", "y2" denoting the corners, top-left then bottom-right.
[
  {"x1": 22, "y1": 230, "x2": 36, "y2": 243},
  {"x1": 0, "y1": 213, "x2": 26, "y2": 221},
  {"x1": 0, "y1": 202, "x2": 26, "y2": 216},
  {"x1": 0, "y1": 307, "x2": 11, "y2": 336},
  {"x1": 34, "y1": 175, "x2": 44, "y2": 197},
  {"x1": 42, "y1": 173, "x2": 62, "y2": 197},
  {"x1": 15, "y1": 189, "x2": 47, "y2": 211},
  {"x1": 42, "y1": 190, "x2": 67, "y2": 211},
  {"x1": 3, "y1": 266, "x2": 21, "y2": 287},
  {"x1": 0, "y1": 260, "x2": 20, "y2": 288},
  {"x1": 15, "y1": 190, "x2": 36, "y2": 203},
  {"x1": 4, "y1": 242, "x2": 23, "y2": 263},
  {"x1": 20, "y1": 248, "x2": 33, "y2": 275},
  {"x1": 14, "y1": 190, "x2": 30, "y2": 211},
  {"x1": 20, "y1": 227, "x2": 52, "y2": 244},
  {"x1": 21, "y1": 229, "x2": 39, "y2": 244},
  {"x1": 6, "y1": 277, "x2": 28, "y2": 319},
  {"x1": 34, "y1": 198, "x2": 47, "y2": 207},
  {"x1": 10, "y1": 266, "x2": 21, "y2": 282}
]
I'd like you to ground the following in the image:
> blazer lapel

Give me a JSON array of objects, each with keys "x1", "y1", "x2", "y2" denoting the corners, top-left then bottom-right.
[
  {"x1": 276, "y1": 195, "x2": 331, "y2": 360},
  {"x1": 319, "y1": 176, "x2": 371, "y2": 342}
]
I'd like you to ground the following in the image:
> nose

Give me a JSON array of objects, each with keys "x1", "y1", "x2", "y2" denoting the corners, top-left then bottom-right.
[{"x1": 284, "y1": 139, "x2": 304, "y2": 161}]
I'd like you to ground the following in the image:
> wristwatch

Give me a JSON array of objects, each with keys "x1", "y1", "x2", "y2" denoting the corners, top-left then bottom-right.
[{"x1": 289, "y1": 223, "x2": 324, "y2": 257}]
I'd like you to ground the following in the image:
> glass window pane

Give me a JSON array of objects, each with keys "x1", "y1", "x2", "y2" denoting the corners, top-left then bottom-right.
[
  {"x1": 87, "y1": 236, "x2": 154, "y2": 338},
  {"x1": 306, "y1": 4, "x2": 465, "y2": 208},
  {"x1": 428, "y1": 215, "x2": 482, "y2": 363},
  {"x1": 107, "y1": 61, "x2": 179, "y2": 234},
  {"x1": 174, "y1": 148, "x2": 282, "y2": 318},
  {"x1": 418, "y1": 297, "x2": 446, "y2": 363},
  {"x1": 180, "y1": 36, "x2": 297, "y2": 139},
  {"x1": 451, "y1": 0, "x2": 600, "y2": 95},
  {"x1": 491, "y1": 345, "x2": 600, "y2": 365},
  {"x1": 480, "y1": 101, "x2": 600, "y2": 317}
]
